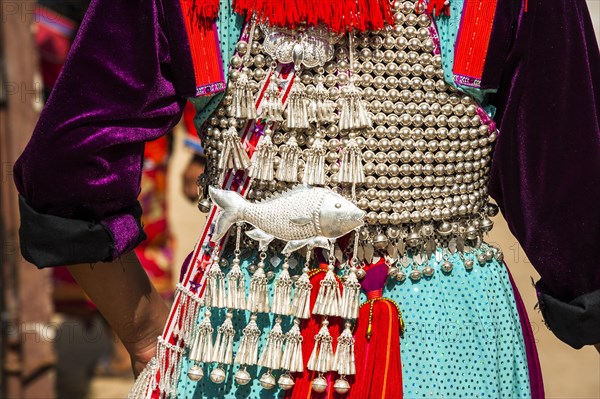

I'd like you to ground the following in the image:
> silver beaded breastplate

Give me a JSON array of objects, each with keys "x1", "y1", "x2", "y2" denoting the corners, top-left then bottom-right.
[{"x1": 200, "y1": 0, "x2": 499, "y2": 262}]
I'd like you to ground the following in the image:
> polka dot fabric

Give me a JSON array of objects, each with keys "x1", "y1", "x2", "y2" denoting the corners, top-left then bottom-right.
[{"x1": 391, "y1": 252, "x2": 531, "y2": 398}]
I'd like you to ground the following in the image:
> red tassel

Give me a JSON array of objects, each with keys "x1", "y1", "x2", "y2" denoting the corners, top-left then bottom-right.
[
  {"x1": 426, "y1": 0, "x2": 451, "y2": 17},
  {"x1": 348, "y1": 298, "x2": 404, "y2": 399},
  {"x1": 286, "y1": 267, "x2": 343, "y2": 399},
  {"x1": 234, "y1": 0, "x2": 394, "y2": 33},
  {"x1": 182, "y1": 0, "x2": 220, "y2": 22}
]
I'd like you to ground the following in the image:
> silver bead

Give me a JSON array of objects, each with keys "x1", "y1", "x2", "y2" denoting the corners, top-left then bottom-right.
[
  {"x1": 235, "y1": 368, "x2": 251, "y2": 385},
  {"x1": 437, "y1": 222, "x2": 453, "y2": 236},
  {"x1": 388, "y1": 266, "x2": 399, "y2": 277},
  {"x1": 188, "y1": 365, "x2": 204, "y2": 381},
  {"x1": 334, "y1": 378, "x2": 351, "y2": 394},
  {"x1": 409, "y1": 269, "x2": 422, "y2": 281},
  {"x1": 312, "y1": 376, "x2": 328, "y2": 393},
  {"x1": 465, "y1": 225, "x2": 479, "y2": 240},
  {"x1": 278, "y1": 374, "x2": 295, "y2": 390},
  {"x1": 247, "y1": 263, "x2": 258, "y2": 274},
  {"x1": 477, "y1": 253, "x2": 487, "y2": 264},
  {"x1": 396, "y1": 270, "x2": 407, "y2": 282},
  {"x1": 422, "y1": 266, "x2": 435, "y2": 277},
  {"x1": 210, "y1": 367, "x2": 226, "y2": 384},
  {"x1": 464, "y1": 259, "x2": 474, "y2": 270},
  {"x1": 441, "y1": 261, "x2": 453, "y2": 273},
  {"x1": 485, "y1": 250, "x2": 494, "y2": 261},
  {"x1": 356, "y1": 268, "x2": 367, "y2": 279},
  {"x1": 260, "y1": 372, "x2": 277, "y2": 389}
]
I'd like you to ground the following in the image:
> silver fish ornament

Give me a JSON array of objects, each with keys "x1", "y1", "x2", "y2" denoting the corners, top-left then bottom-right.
[{"x1": 209, "y1": 186, "x2": 365, "y2": 254}]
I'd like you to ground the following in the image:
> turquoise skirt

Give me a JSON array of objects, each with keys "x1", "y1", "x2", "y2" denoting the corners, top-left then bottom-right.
[{"x1": 176, "y1": 249, "x2": 531, "y2": 399}]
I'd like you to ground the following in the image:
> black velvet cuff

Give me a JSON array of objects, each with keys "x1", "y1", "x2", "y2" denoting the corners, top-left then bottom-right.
[
  {"x1": 18, "y1": 196, "x2": 143, "y2": 268},
  {"x1": 536, "y1": 280, "x2": 600, "y2": 349}
]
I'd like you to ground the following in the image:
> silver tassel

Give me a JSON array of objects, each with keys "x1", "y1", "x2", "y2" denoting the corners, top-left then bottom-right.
[
  {"x1": 234, "y1": 314, "x2": 261, "y2": 366},
  {"x1": 276, "y1": 135, "x2": 301, "y2": 182},
  {"x1": 204, "y1": 258, "x2": 226, "y2": 309},
  {"x1": 127, "y1": 357, "x2": 157, "y2": 398},
  {"x1": 271, "y1": 258, "x2": 293, "y2": 316},
  {"x1": 307, "y1": 318, "x2": 334, "y2": 373},
  {"x1": 247, "y1": 255, "x2": 270, "y2": 313},
  {"x1": 211, "y1": 312, "x2": 236, "y2": 365},
  {"x1": 248, "y1": 129, "x2": 276, "y2": 181},
  {"x1": 286, "y1": 82, "x2": 310, "y2": 130},
  {"x1": 333, "y1": 322, "x2": 356, "y2": 377},
  {"x1": 257, "y1": 317, "x2": 285, "y2": 370},
  {"x1": 226, "y1": 257, "x2": 247, "y2": 310},
  {"x1": 261, "y1": 79, "x2": 284, "y2": 122},
  {"x1": 339, "y1": 266, "x2": 361, "y2": 320},
  {"x1": 309, "y1": 81, "x2": 335, "y2": 125},
  {"x1": 218, "y1": 126, "x2": 251, "y2": 171},
  {"x1": 231, "y1": 67, "x2": 257, "y2": 120},
  {"x1": 280, "y1": 318, "x2": 304, "y2": 373},
  {"x1": 187, "y1": 308, "x2": 214, "y2": 381},
  {"x1": 302, "y1": 137, "x2": 326, "y2": 186},
  {"x1": 339, "y1": 82, "x2": 371, "y2": 132},
  {"x1": 290, "y1": 267, "x2": 312, "y2": 319},
  {"x1": 339, "y1": 134, "x2": 365, "y2": 184},
  {"x1": 313, "y1": 263, "x2": 341, "y2": 317}
]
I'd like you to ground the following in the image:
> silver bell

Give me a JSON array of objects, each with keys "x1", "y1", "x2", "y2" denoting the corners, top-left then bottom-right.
[
  {"x1": 388, "y1": 266, "x2": 399, "y2": 277},
  {"x1": 198, "y1": 198, "x2": 212, "y2": 213},
  {"x1": 495, "y1": 250, "x2": 504, "y2": 262},
  {"x1": 480, "y1": 216, "x2": 494, "y2": 232},
  {"x1": 187, "y1": 364, "x2": 204, "y2": 381},
  {"x1": 312, "y1": 376, "x2": 328, "y2": 393},
  {"x1": 396, "y1": 270, "x2": 407, "y2": 282},
  {"x1": 465, "y1": 225, "x2": 478, "y2": 240},
  {"x1": 334, "y1": 378, "x2": 351, "y2": 394},
  {"x1": 234, "y1": 368, "x2": 251, "y2": 385},
  {"x1": 441, "y1": 261, "x2": 453, "y2": 273},
  {"x1": 373, "y1": 233, "x2": 389, "y2": 250},
  {"x1": 356, "y1": 268, "x2": 367, "y2": 280},
  {"x1": 420, "y1": 224, "x2": 434, "y2": 237},
  {"x1": 210, "y1": 367, "x2": 226, "y2": 384},
  {"x1": 260, "y1": 372, "x2": 276, "y2": 389},
  {"x1": 486, "y1": 203, "x2": 499, "y2": 217},
  {"x1": 464, "y1": 259, "x2": 474, "y2": 270},
  {"x1": 409, "y1": 269, "x2": 422, "y2": 281},
  {"x1": 437, "y1": 221, "x2": 453, "y2": 236},
  {"x1": 278, "y1": 373, "x2": 295, "y2": 390},
  {"x1": 406, "y1": 232, "x2": 421, "y2": 247},
  {"x1": 477, "y1": 253, "x2": 487, "y2": 264},
  {"x1": 247, "y1": 263, "x2": 258, "y2": 274},
  {"x1": 422, "y1": 266, "x2": 435, "y2": 277},
  {"x1": 485, "y1": 250, "x2": 494, "y2": 261}
]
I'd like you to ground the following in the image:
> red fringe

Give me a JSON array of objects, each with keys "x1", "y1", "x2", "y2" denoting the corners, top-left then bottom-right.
[
  {"x1": 426, "y1": 0, "x2": 450, "y2": 17},
  {"x1": 348, "y1": 300, "x2": 403, "y2": 399},
  {"x1": 233, "y1": 0, "x2": 394, "y2": 33},
  {"x1": 181, "y1": 0, "x2": 220, "y2": 22},
  {"x1": 287, "y1": 269, "x2": 343, "y2": 399}
]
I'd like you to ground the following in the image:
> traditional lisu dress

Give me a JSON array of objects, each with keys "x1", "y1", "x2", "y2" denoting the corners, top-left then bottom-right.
[{"x1": 13, "y1": 0, "x2": 600, "y2": 398}]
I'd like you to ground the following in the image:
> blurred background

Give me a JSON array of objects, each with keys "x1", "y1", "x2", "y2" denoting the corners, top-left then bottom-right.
[{"x1": 1, "y1": 0, "x2": 599, "y2": 398}]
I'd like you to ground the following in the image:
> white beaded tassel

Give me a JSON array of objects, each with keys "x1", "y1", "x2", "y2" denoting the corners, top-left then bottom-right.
[
  {"x1": 187, "y1": 309, "x2": 214, "y2": 381},
  {"x1": 226, "y1": 224, "x2": 247, "y2": 310},
  {"x1": 307, "y1": 318, "x2": 335, "y2": 393},
  {"x1": 248, "y1": 128, "x2": 276, "y2": 182},
  {"x1": 204, "y1": 255, "x2": 226, "y2": 309},
  {"x1": 302, "y1": 135, "x2": 327, "y2": 186},
  {"x1": 290, "y1": 266, "x2": 312, "y2": 319},
  {"x1": 332, "y1": 322, "x2": 356, "y2": 392},
  {"x1": 247, "y1": 252, "x2": 270, "y2": 313},
  {"x1": 313, "y1": 252, "x2": 341, "y2": 317},
  {"x1": 233, "y1": 314, "x2": 261, "y2": 386},
  {"x1": 286, "y1": 82, "x2": 310, "y2": 130},
  {"x1": 276, "y1": 134, "x2": 301, "y2": 182},
  {"x1": 257, "y1": 317, "x2": 285, "y2": 390},
  {"x1": 339, "y1": 133, "x2": 365, "y2": 185},
  {"x1": 218, "y1": 125, "x2": 252, "y2": 171},
  {"x1": 209, "y1": 312, "x2": 235, "y2": 384},
  {"x1": 271, "y1": 257, "x2": 293, "y2": 316}
]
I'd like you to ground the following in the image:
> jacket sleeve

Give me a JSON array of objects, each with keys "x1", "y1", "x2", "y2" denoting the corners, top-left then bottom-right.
[
  {"x1": 13, "y1": 0, "x2": 203, "y2": 268},
  {"x1": 488, "y1": 0, "x2": 600, "y2": 348}
]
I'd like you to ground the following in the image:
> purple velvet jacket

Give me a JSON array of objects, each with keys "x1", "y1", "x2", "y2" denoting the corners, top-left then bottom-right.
[{"x1": 14, "y1": 0, "x2": 600, "y2": 348}]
